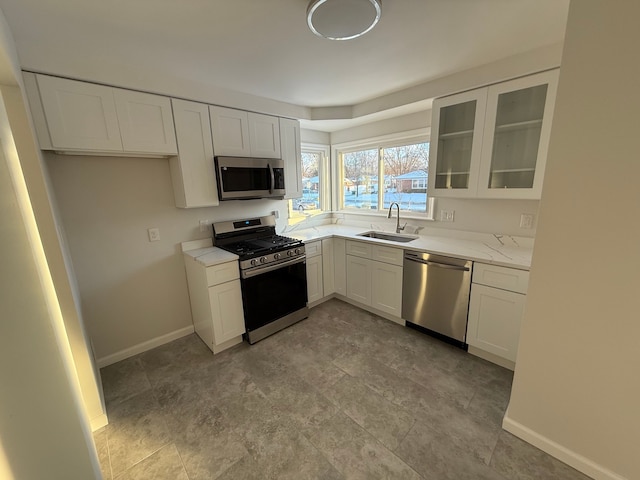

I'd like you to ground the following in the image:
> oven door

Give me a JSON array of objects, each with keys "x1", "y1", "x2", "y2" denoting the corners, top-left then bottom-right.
[{"x1": 240, "y1": 256, "x2": 308, "y2": 334}]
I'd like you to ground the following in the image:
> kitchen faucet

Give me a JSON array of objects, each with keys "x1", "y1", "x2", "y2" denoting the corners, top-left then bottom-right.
[{"x1": 387, "y1": 202, "x2": 407, "y2": 233}]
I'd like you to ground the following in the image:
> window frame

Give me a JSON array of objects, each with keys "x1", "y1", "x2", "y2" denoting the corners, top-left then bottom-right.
[
  {"x1": 287, "y1": 142, "x2": 330, "y2": 220},
  {"x1": 331, "y1": 129, "x2": 434, "y2": 219}
]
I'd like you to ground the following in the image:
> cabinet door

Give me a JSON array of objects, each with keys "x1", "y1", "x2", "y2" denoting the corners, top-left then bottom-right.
[
  {"x1": 477, "y1": 70, "x2": 559, "y2": 199},
  {"x1": 248, "y1": 112, "x2": 281, "y2": 158},
  {"x1": 210, "y1": 106, "x2": 251, "y2": 156},
  {"x1": 428, "y1": 88, "x2": 487, "y2": 198},
  {"x1": 114, "y1": 89, "x2": 177, "y2": 154},
  {"x1": 322, "y1": 238, "x2": 335, "y2": 296},
  {"x1": 209, "y1": 279, "x2": 246, "y2": 345},
  {"x1": 36, "y1": 75, "x2": 123, "y2": 152},
  {"x1": 170, "y1": 99, "x2": 219, "y2": 208},
  {"x1": 371, "y1": 261, "x2": 403, "y2": 317},
  {"x1": 467, "y1": 284, "x2": 525, "y2": 363},
  {"x1": 333, "y1": 238, "x2": 347, "y2": 295},
  {"x1": 306, "y1": 255, "x2": 324, "y2": 304},
  {"x1": 280, "y1": 118, "x2": 303, "y2": 199},
  {"x1": 346, "y1": 255, "x2": 371, "y2": 305}
]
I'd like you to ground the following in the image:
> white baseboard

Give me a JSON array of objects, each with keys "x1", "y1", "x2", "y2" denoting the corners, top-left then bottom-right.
[
  {"x1": 90, "y1": 413, "x2": 108, "y2": 432},
  {"x1": 502, "y1": 414, "x2": 628, "y2": 480},
  {"x1": 97, "y1": 325, "x2": 195, "y2": 368}
]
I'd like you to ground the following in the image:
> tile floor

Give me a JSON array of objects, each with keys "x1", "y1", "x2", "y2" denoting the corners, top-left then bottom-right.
[{"x1": 95, "y1": 299, "x2": 591, "y2": 480}]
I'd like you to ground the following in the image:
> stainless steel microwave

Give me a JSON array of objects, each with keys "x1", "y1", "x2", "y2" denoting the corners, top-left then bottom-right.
[{"x1": 214, "y1": 156, "x2": 285, "y2": 200}]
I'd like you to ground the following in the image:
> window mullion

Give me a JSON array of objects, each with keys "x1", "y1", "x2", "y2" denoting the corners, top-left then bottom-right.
[{"x1": 378, "y1": 147, "x2": 384, "y2": 211}]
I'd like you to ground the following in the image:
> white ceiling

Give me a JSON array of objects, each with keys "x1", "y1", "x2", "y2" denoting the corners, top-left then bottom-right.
[{"x1": 0, "y1": 0, "x2": 569, "y2": 131}]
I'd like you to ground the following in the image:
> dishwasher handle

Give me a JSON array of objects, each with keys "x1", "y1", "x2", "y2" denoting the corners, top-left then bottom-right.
[{"x1": 404, "y1": 253, "x2": 470, "y2": 271}]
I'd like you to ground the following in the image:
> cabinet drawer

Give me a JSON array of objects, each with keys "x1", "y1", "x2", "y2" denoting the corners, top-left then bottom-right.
[
  {"x1": 472, "y1": 263, "x2": 529, "y2": 294},
  {"x1": 346, "y1": 240, "x2": 372, "y2": 259},
  {"x1": 305, "y1": 240, "x2": 322, "y2": 258},
  {"x1": 371, "y1": 245, "x2": 403, "y2": 266},
  {"x1": 206, "y1": 261, "x2": 239, "y2": 286}
]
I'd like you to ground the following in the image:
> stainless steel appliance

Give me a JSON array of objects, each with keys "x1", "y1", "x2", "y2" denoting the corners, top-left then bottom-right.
[
  {"x1": 213, "y1": 215, "x2": 308, "y2": 344},
  {"x1": 215, "y1": 156, "x2": 285, "y2": 200},
  {"x1": 402, "y1": 251, "x2": 472, "y2": 348}
]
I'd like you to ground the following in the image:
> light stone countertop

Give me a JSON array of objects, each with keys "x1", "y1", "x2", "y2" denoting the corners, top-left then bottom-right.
[
  {"x1": 285, "y1": 224, "x2": 533, "y2": 270},
  {"x1": 183, "y1": 246, "x2": 239, "y2": 267}
]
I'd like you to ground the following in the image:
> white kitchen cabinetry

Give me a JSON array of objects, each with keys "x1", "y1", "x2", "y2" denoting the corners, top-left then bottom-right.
[
  {"x1": 345, "y1": 240, "x2": 404, "y2": 322},
  {"x1": 170, "y1": 99, "x2": 219, "y2": 208},
  {"x1": 183, "y1": 257, "x2": 245, "y2": 354},
  {"x1": 113, "y1": 88, "x2": 178, "y2": 154},
  {"x1": 305, "y1": 240, "x2": 324, "y2": 305},
  {"x1": 28, "y1": 73, "x2": 177, "y2": 155},
  {"x1": 333, "y1": 238, "x2": 347, "y2": 296},
  {"x1": 428, "y1": 89, "x2": 487, "y2": 198},
  {"x1": 210, "y1": 106, "x2": 281, "y2": 158},
  {"x1": 321, "y1": 238, "x2": 335, "y2": 296},
  {"x1": 467, "y1": 263, "x2": 530, "y2": 370},
  {"x1": 429, "y1": 70, "x2": 558, "y2": 200},
  {"x1": 280, "y1": 117, "x2": 303, "y2": 199}
]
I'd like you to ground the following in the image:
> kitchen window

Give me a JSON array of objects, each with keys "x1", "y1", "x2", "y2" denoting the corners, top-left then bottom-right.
[
  {"x1": 335, "y1": 134, "x2": 432, "y2": 216},
  {"x1": 288, "y1": 144, "x2": 329, "y2": 220}
]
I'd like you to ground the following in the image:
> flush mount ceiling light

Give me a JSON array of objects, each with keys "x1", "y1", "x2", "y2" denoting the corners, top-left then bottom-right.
[{"x1": 307, "y1": 0, "x2": 382, "y2": 40}]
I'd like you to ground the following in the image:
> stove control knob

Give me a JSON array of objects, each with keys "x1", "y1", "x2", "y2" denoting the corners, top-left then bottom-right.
[
  {"x1": 295, "y1": 248, "x2": 302, "y2": 255},
  {"x1": 287, "y1": 250, "x2": 293, "y2": 257},
  {"x1": 250, "y1": 259, "x2": 258, "y2": 266},
  {"x1": 259, "y1": 256, "x2": 267, "y2": 264},
  {"x1": 273, "y1": 253, "x2": 281, "y2": 260}
]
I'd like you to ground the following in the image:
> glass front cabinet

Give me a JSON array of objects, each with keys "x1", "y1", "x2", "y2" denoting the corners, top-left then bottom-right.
[{"x1": 428, "y1": 70, "x2": 559, "y2": 199}]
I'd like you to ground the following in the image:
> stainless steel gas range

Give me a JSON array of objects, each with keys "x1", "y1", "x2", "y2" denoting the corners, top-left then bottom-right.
[{"x1": 212, "y1": 215, "x2": 308, "y2": 344}]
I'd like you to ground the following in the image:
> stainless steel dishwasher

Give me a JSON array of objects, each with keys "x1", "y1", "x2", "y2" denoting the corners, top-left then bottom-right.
[{"x1": 402, "y1": 251, "x2": 472, "y2": 347}]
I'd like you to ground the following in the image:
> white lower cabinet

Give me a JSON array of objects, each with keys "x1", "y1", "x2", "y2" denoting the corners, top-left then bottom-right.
[
  {"x1": 346, "y1": 255, "x2": 372, "y2": 305},
  {"x1": 371, "y1": 261, "x2": 403, "y2": 317},
  {"x1": 333, "y1": 238, "x2": 347, "y2": 296},
  {"x1": 345, "y1": 240, "x2": 403, "y2": 322},
  {"x1": 305, "y1": 240, "x2": 324, "y2": 305},
  {"x1": 184, "y1": 256, "x2": 245, "y2": 354},
  {"x1": 467, "y1": 263, "x2": 529, "y2": 369}
]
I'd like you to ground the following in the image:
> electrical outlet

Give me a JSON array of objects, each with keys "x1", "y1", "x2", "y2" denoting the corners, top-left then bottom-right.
[
  {"x1": 199, "y1": 220, "x2": 211, "y2": 232},
  {"x1": 440, "y1": 210, "x2": 455, "y2": 222},
  {"x1": 519, "y1": 214, "x2": 535, "y2": 229},
  {"x1": 147, "y1": 228, "x2": 160, "y2": 242}
]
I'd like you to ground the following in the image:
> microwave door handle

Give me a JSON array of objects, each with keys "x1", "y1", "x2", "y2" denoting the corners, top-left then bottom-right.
[{"x1": 268, "y1": 163, "x2": 275, "y2": 194}]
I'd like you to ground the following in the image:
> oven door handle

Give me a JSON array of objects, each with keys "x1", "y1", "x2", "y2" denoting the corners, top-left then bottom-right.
[
  {"x1": 241, "y1": 255, "x2": 306, "y2": 279},
  {"x1": 268, "y1": 163, "x2": 275, "y2": 194}
]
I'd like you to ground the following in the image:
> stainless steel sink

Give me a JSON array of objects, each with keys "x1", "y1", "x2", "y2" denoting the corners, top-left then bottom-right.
[{"x1": 357, "y1": 231, "x2": 418, "y2": 243}]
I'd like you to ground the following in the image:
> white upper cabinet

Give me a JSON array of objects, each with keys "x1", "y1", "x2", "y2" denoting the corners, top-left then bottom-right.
[
  {"x1": 170, "y1": 99, "x2": 219, "y2": 208},
  {"x1": 477, "y1": 70, "x2": 559, "y2": 199},
  {"x1": 429, "y1": 70, "x2": 558, "y2": 199},
  {"x1": 248, "y1": 112, "x2": 281, "y2": 158},
  {"x1": 113, "y1": 88, "x2": 177, "y2": 155},
  {"x1": 428, "y1": 89, "x2": 487, "y2": 198},
  {"x1": 280, "y1": 117, "x2": 303, "y2": 199},
  {"x1": 209, "y1": 106, "x2": 251, "y2": 156},
  {"x1": 29, "y1": 73, "x2": 177, "y2": 155},
  {"x1": 36, "y1": 74, "x2": 123, "y2": 152},
  {"x1": 210, "y1": 106, "x2": 281, "y2": 158}
]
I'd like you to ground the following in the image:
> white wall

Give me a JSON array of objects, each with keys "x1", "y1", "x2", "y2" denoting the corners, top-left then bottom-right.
[
  {"x1": 0, "y1": 78, "x2": 100, "y2": 480},
  {"x1": 505, "y1": 2, "x2": 640, "y2": 480},
  {"x1": 45, "y1": 153, "x2": 289, "y2": 361}
]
